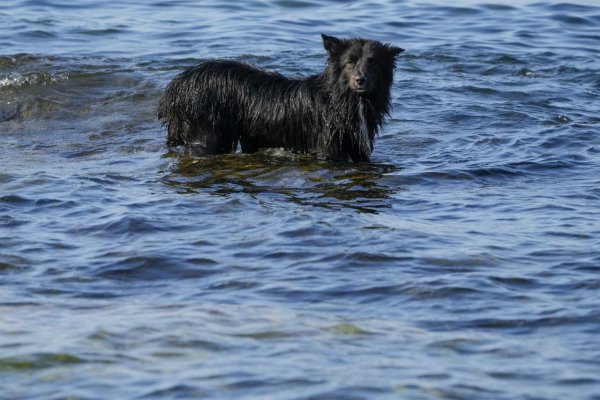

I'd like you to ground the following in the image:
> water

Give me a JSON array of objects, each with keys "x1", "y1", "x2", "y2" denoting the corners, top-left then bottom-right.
[{"x1": 1, "y1": 0, "x2": 600, "y2": 398}]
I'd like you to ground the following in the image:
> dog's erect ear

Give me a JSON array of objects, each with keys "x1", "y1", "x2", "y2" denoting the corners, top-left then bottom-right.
[
  {"x1": 388, "y1": 46, "x2": 405, "y2": 59},
  {"x1": 322, "y1": 34, "x2": 345, "y2": 56}
]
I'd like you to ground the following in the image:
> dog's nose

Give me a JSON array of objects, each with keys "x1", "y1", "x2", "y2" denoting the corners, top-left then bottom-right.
[{"x1": 355, "y1": 75, "x2": 367, "y2": 86}]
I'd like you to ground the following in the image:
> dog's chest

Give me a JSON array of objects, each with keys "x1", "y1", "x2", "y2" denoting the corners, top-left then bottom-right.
[{"x1": 358, "y1": 99, "x2": 369, "y2": 139}]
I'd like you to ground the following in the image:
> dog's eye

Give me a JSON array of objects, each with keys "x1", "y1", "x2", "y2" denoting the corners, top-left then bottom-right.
[
  {"x1": 368, "y1": 57, "x2": 382, "y2": 69},
  {"x1": 345, "y1": 60, "x2": 355, "y2": 68}
]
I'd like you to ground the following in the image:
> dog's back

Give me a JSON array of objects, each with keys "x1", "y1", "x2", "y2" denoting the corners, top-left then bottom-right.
[{"x1": 158, "y1": 60, "x2": 323, "y2": 153}]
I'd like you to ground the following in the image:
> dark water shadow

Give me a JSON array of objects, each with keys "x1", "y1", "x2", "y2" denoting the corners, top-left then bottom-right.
[{"x1": 160, "y1": 149, "x2": 399, "y2": 213}]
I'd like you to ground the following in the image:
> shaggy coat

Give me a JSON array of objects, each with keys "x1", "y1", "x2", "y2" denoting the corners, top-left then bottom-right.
[{"x1": 158, "y1": 34, "x2": 403, "y2": 162}]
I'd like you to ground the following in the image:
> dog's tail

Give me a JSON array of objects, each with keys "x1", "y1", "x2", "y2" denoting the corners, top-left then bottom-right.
[{"x1": 157, "y1": 75, "x2": 188, "y2": 147}]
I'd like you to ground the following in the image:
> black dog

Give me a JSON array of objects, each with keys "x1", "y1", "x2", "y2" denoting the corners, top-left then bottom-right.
[{"x1": 158, "y1": 34, "x2": 403, "y2": 162}]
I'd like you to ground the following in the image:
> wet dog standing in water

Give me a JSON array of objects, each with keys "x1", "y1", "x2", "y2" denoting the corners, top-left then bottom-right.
[{"x1": 158, "y1": 34, "x2": 404, "y2": 162}]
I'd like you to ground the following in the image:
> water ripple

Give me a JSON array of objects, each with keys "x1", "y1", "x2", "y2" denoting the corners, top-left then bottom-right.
[{"x1": 2, "y1": 1, "x2": 600, "y2": 399}]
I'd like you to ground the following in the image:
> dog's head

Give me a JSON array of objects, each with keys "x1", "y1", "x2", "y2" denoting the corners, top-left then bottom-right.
[{"x1": 322, "y1": 34, "x2": 404, "y2": 97}]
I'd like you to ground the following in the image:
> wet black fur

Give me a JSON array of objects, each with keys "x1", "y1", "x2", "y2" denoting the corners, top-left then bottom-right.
[{"x1": 157, "y1": 34, "x2": 404, "y2": 162}]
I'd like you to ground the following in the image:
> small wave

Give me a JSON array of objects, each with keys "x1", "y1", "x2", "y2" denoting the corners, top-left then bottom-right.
[
  {"x1": 425, "y1": 310, "x2": 600, "y2": 332},
  {"x1": 0, "y1": 194, "x2": 36, "y2": 206},
  {"x1": 544, "y1": 3, "x2": 599, "y2": 12},
  {"x1": 507, "y1": 159, "x2": 574, "y2": 172},
  {"x1": 0, "y1": 54, "x2": 50, "y2": 68},
  {"x1": 551, "y1": 14, "x2": 595, "y2": 26},
  {"x1": 0, "y1": 353, "x2": 83, "y2": 372},
  {"x1": 0, "y1": 71, "x2": 69, "y2": 89},
  {"x1": 0, "y1": 254, "x2": 30, "y2": 271},
  {"x1": 73, "y1": 215, "x2": 168, "y2": 237},
  {"x1": 274, "y1": 0, "x2": 318, "y2": 8},
  {"x1": 74, "y1": 27, "x2": 130, "y2": 36},
  {"x1": 94, "y1": 255, "x2": 220, "y2": 282},
  {"x1": 400, "y1": 166, "x2": 523, "y2": 185},
  {"x1": 429, "y1": 6, "x2": 481, "y2": 15}
]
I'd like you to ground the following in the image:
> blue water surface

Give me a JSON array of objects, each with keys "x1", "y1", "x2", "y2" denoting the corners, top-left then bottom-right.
[{"x1": 1, "y1": 0, "x2": 600, "y2": 399}]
